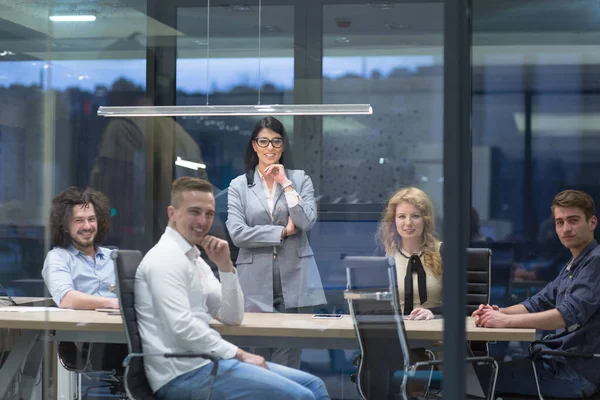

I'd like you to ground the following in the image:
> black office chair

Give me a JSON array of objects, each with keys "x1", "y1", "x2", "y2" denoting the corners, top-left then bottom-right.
[
  {"x1": 111, "y1": 250, "x2": 220, "y2": 400},
  {"x1": 56, "y1": 341, "x2": 128, "y2": 399},
  {"x1": 55, "y1": 244, "x2": 127, "y2": 400},
  {"x1": 466, "y1": 248, "x2": 492, "y2": 316},
  {"x1": 343, "y1": 255, "x2": 499, "y2": 400},
  {"x1": 471, "y1": 241, "x2": 515, "y2": 308},
  {"x1": 487, "y1": 343, "x2": 600, "y2": 400},
  {"x1": 530, "y1": 347, "x2": 600, "y2": 400},
  {"x1": 467, "y1": 248, "x2": 492, "y2": 357}
]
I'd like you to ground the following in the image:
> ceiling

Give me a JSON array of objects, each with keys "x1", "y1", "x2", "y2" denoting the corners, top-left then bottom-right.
[{"x1": 0, "y1": 0, "x2": 598, "y2": 63}]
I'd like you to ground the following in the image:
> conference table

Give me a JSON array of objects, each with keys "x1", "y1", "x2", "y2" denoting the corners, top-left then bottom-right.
[
  {"x1": 0, "y1": 305, "x2": 536, "y2": 400},
  {"x1": 0, "y1": 308, "x2": 535, "y2": 347}
]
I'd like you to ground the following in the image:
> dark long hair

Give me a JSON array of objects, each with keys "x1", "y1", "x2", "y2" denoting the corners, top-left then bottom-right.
[
  {"x1": 49, "y1": 187, "x2": 111, "y2": 247},
  {"x1": 244, "y1": 116, "x2": 291, "y2": 174}
]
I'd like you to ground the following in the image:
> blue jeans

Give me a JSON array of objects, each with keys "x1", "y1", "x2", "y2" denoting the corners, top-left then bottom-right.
[
  {"x1": 155, "y1": 359, "x2": 330, "y2": 400},
  {"x1": 478, "y1": 356, "x2": 598, "y2": 398}
]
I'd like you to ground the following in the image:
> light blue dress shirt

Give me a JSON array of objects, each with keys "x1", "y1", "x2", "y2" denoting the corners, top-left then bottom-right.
[{"x1": 42, "y1": 245, "x2": 116, "y2": 306}]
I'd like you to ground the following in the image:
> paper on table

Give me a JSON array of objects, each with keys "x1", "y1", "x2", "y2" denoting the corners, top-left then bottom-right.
[{"x1": 0, "y1": 306, "x2": 74, "y2": 312}]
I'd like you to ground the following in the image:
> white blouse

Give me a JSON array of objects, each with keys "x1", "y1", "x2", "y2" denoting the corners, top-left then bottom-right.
[
  {"x1": 393, "y1": 248, "x2": 443, "y2": 313},
  {"x1": 257, "y1": 170, "x2": 299, "y2": 214}
]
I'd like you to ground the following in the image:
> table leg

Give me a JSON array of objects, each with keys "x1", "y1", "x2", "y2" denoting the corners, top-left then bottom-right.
[
  {"x1": 0, "y1": 330, "x2": 42, "y2": 400},
  {"x1": 18, "y1": 338, "x2": 45, "y2": 400},
  {"x1": 466, "y1": 362, "x2": 486, "y2": 398},
  {"x1": 42, "y1": 340, "x2": 57, "y2": 400}
]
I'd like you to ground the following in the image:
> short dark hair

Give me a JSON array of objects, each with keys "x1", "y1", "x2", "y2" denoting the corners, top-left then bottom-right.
[
  {"x1": 244, "y1": 116, "x2": 289, "y2": 173},
  {"x1": 551, "y1": 189, "x2": 596, "y2": 221},
  {"x1": 171, "y1": 177, "x2": 213, "y2": 209},
  {"x1": 50, "y1": 187, "x2": 111, "y2": 247}
]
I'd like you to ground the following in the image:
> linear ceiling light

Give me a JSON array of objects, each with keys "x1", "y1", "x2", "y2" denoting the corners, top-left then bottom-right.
[
  {"x1": 175, "y1": 157, "x2": 206, "y2": 170},
  {"x1": 97, "y1": 104, "x2": 373, "y2": 117},
  {"x1": 49, "y1": 15, "x2": 97, "y2": 22},
  {"x1": 97, "y1": 0, "x2": 373, "y2": 119},
  {"x1": 513, "y1": 112, "x2": 600, "y2": 135}
]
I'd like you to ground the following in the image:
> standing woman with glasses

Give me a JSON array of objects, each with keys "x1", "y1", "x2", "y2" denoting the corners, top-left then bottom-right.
[{"x1": 226, "y1": 116, "x2": 326, "y2": 368}]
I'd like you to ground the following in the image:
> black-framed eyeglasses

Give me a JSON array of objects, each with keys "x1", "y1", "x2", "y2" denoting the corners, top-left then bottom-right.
[{"x1": 254, "y1": 137, "x2": 284, "y2": 148}]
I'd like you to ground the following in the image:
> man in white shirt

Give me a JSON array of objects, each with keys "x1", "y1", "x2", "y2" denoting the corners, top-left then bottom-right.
[{"x1": 135, "y1": 177, "x2": 330, "y2": 400}]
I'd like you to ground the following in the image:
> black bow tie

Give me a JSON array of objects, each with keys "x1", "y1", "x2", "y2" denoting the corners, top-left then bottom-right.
[{"x1": 400, "y1": 253, "x2": 428, "y2": 314}]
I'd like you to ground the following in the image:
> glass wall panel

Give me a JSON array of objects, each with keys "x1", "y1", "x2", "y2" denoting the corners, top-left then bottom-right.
[
  {"x1": 176, "y1": 4, "x2": 294, "y2": 189},
  {"x1": 472, "y1": 1, "x2": 600, "y2": 397},
  {"x1": 319, "y1": 2, "x2": 445, "y2": 399},
  {"x1": 0, "y1": 12, "x2": 148, "y2": 285},
  {"x1": 0, "y1": 0, "x2": 455, "y2": 399},
  {"x1": 0, "y1": 1, "x2": 149, "y2": 398},
  {"x1": 319, "y1": 0, "x2": 444, "y2": 298},
  {"x1": 175, "y1": 1, "x2": 446, "y2": 399}
]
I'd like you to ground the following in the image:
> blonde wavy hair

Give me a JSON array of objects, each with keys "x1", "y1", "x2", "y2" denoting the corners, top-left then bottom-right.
[{"x1": 377, "y1": 187, "x2": 443, "y2": 276}]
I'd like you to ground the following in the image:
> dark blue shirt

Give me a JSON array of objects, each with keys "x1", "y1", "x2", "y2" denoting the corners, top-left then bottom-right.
[{"x1": 522, "y1": 240, "x2": 600, "y2": 384}]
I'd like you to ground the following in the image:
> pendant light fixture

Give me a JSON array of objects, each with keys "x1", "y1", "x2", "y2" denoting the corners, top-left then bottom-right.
[{"x1": 98, "y1": 0, "x2": 373, "y2": 118}]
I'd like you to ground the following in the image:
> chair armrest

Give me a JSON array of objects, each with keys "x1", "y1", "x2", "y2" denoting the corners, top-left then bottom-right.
[
  {"x1": 344, "y1": 290, "x2": 392, "y2": 301},
  {"x1": 410, "y1": 355, "x2": 496, "y2": 369},
  {"x1": 164, "y1": 353, "x2": 220, "y2": 362},
  {"x1": 528, "y1": 349, "x2": 599, "y2": 400},
  {"x1": 393, "y1": 357, "x2": 498, "y2": 388},
  {"x1": 531, "y1": 349, "x2": 600, "y2": 361},
  {"x1": 393, "y1": 369, "x2": 443, "y2": 383},
  {"x1": 123, "y1": 352, "x2": 219, "y2": 368},
  {"x1": 403, "y1": 356, "x2": 499, "y2": 400}
]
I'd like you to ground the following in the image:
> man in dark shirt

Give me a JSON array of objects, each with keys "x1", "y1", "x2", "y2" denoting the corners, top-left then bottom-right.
[{"x1": 473, "y1": 189, "x2": 600, "y2": 398}]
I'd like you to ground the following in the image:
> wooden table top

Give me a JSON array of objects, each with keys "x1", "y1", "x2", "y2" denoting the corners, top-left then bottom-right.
[{"x1": 0, "y1": 310, "x2": 536, "y2": 342}]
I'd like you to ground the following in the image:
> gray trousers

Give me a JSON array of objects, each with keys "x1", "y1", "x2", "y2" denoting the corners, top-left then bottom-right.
[{"x1": 250, "y1": 256, "x2": 313, "y2": 369}]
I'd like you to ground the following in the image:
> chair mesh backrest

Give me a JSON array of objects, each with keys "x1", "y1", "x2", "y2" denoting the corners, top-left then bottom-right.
[
  {"x1": 112, "y1": 250, "x2": 156, "y2": 400},
  {"x1": 466, "y1": 248, "x2": 491, "y2": 316},
  {"x1": 344, "y1": 256, "x2": 409, "y2": 399}
]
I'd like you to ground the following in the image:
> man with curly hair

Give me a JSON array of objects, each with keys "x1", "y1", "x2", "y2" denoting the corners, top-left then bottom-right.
[{"x1": 42, "y1": 186, "x2": 119, "y2": 309}]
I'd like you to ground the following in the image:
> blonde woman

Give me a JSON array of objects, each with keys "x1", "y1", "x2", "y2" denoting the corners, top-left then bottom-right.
[{"x1": 377, "y1": 187, "x2": 443, "y2": 320}]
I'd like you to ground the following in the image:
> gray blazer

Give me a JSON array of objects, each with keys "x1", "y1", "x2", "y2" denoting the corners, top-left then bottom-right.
[{"x1": 226, "y1": 168, "x2": 326, "y2": 312}]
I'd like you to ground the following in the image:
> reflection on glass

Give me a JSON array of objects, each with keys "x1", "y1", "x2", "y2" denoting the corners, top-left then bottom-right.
[
  {"x1": 175, "y1": 157, "x2": 206, "y2": 170},
  {"x1": 0, "y1": 0, "x2": 151, "y2": 397},
  {"x1": 91, "y1": 79, "x2": 207, "y2": 252},
  {"x1": 318, "y1": 2, "x2": 444, "y2": 322},
  {"x1": 472, "y1": 2, "x2": 600, "y2": 397}
]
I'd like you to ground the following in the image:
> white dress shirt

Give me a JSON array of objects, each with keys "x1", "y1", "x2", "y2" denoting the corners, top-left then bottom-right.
[{"x1": 135, "y1": 226, "x2": 244, "y2": 392}]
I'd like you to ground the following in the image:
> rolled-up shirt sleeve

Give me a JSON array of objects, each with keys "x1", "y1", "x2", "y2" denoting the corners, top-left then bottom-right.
[
  {"x1": 522, "y1": 282, "x2": 557, "y2": 313},
  {"x1": 556, "y1": 256, "x2": 600, "y2": 329},
  {"x1": 205, "y1": 269, "x2": 244, "y2": 325},
  {"x1": 41, "y1": 250, "x2": 74, "y2": 306}
]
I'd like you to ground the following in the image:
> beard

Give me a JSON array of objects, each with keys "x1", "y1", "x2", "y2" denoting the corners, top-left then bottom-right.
[{"x1": 71, "y1": 231, "x2": 96, "y2": 249}]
